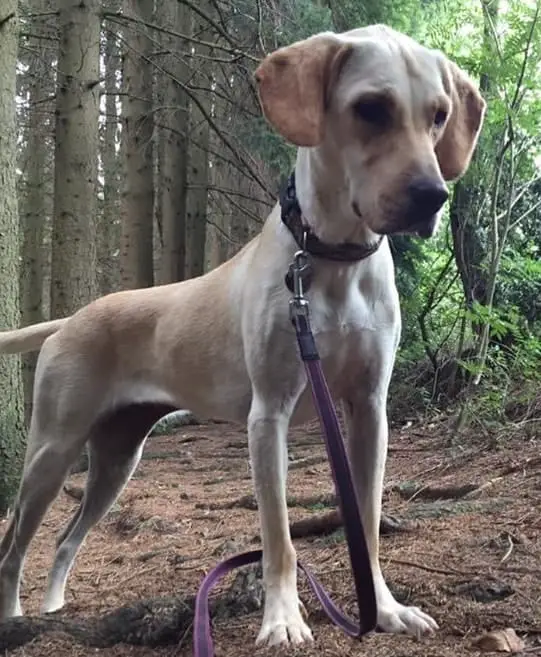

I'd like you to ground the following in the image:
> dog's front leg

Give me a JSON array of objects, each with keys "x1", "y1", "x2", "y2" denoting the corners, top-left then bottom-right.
[
  {"x1": 344, "y1": 392, "x2": 439, "y2": 638},
  {"x1": 248, "y1": 392, "x2": 313, "y2": 647}
]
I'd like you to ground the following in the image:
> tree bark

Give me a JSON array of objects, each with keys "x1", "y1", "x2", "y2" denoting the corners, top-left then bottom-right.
[
  {"x1": 119, "y1": 0, "x2": 154, "y2": 289},
  {"x1": 50, "y1": 0, "x2": 100, "y2": 317},
  {"x1": 449, "y1": 181, "x2": 487, "y2": 315},
  {"x1": 155, "y1": 1, "x2": 191, "y2": 285},
  {"x1": 205, "y1": 67, "x2": 234, "y2": 270},
  {"x1": 185, "y1": 7, "x2": 211, "y2": 279},
  {"x1": 19, "y1": 0, "x2": 55, "y2": 423},
  {"x1": 98, "y1": 1, "x2": 121, "y2": 295},
  {"x1": 0, "y1": 2, "x2": 26, "y2": 513}
]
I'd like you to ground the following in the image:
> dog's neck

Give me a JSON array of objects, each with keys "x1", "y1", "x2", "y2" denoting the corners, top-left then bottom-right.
[{"x1": 294, "y1": 147, "x2": 380, "y2": 246}]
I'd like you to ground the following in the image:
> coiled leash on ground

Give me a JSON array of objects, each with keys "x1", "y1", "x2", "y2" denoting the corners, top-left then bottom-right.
[{"x1": 192, "y1": 244, "x2": 378, "y2": 657}]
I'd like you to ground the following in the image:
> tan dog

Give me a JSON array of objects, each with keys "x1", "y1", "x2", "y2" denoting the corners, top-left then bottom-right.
[{"x1": 0, "y1": 25, "x2": 485, "y2": 647}]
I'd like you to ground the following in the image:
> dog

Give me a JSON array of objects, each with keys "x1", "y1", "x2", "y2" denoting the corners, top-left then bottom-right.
[{"x1": 0, "y1": 25, "x2": 485, "y2": 647}]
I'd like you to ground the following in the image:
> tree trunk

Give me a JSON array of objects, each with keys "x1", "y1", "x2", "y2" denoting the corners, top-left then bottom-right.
[
  {"x1": 205, "y1": 68, "x2": 233, "y2": 271},
  {"x1": 50, "y1": 0, "x2": 100, "y2": 317},
  {"x1": 155, "y1": 2, "x2": 191, "y2": 285},
  {"x1": 0, "y1": 2, "x2": 26, "y2": 513},
  {"x1": 98, "y1": 2, "x2": 121, "y2": 295},
  {"x1": 204, "y1": 13, "x2": 273, "y2": 271},
  {"x1": 119, "y1": 0, "x2": 154, "y2": 289},
  {"x1": 185, "y1": 8, "x2": 211, "y2": 280},
  {"x1": 449, "y1": 181, "x2": 487, "y2": 316},
  {"x1": 449, "y1": 0, "x2": 497, "y2": 328},
  {"x1": 19, "y1": 0, "x2": 55, "y2": 423},
  {"x1": 447, "y1": 0, "x2": 499, "y2": 400}
]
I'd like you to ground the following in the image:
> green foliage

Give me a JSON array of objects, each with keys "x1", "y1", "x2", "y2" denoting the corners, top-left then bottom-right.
[
  {"x1": 237, "y1": 0, "x2": 541, "y2": 428},
  {"x1": 496, "y1": 251, "x2": 541, "y2": 325},
  {"x1": 239, "y1": 117, "x2": 297, "y2": 185},
  {"x1": 395, "y1": 0, "x2": 541, "y2": 426},
  {"x1": 237, "y1": 0, "x2": 334, "y2": 183},
  {"x1": 395, "y1": 218, "x2": 464, "y2": 359},
  {"x1": 273, "y1": 0, "x2": 333, "y2": 45}
]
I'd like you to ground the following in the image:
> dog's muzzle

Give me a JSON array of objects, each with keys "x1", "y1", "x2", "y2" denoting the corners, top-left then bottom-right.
[{"x1": 402, "y1": 178, "x2": 449, "y2": 238}]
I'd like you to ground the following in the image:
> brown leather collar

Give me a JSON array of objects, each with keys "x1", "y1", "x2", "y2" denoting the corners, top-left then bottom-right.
[{"x1": 280, "y1": 171, "x2": 383, "y2": 262}]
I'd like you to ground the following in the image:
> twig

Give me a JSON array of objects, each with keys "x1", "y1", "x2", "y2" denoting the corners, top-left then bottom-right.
[
  {"x1": 499, "y1": 455, "x2": 541, "y2": 477},
  {"x1": 100, "y1": 565, "x2": 161, "y2": 593},
  {"x1": 397, "y1": 482, "x2": 480, "y2": 503},
  {"x1": 390, "y1": 557, "x2": 470, "y2": 577},
  {"x1": 103, "y1": 10, "x2": 259, "y2": 61},
  {"x1": 107, "y1": 28, "x2": 270, "y2": 196},
  {"x1": 289, "y1": 455, "x2": 327, "y2": 470},
  {"x1": 177, "y1": 0, "x2": 249, "y2": 55},
  {"x1": 500, "y1": 533, "x2": 514, "y2": 564}
]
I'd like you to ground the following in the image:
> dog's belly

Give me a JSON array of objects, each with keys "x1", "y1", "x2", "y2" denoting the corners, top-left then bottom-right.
[
  {"x1": 112, "y1": 290, "x2": 395, "y2": 428},
  {"x1": 179, "y1": 380, "x2": 253, "y2": 423},
  {"x1": 117, "y1": 379, "x2": 253, "y2": 425}
]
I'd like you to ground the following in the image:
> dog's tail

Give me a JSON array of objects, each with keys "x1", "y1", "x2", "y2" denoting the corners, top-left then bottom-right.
[{"x1": 0, "y1": 318, "x2": 69, "y2": 354}]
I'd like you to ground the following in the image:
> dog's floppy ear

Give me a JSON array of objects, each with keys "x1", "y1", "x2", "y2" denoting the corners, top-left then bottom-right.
[
  {"x1": 254, "y1": 34, "x2": 353, "y2": 147},
  {"x1": 436, "y1": 60, "x2": 486, "y2": 181}
]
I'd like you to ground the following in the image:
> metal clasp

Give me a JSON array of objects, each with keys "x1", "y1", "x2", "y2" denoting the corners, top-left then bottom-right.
[
  {"x1": 289, "y1": 240, "x2": 312, "y2": 325},
  {"x1": 291, "y1": 250, "x2": 310, "y2": 298}
]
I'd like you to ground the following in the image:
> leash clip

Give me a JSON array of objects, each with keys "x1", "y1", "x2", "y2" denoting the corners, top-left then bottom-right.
[
  {"x1": 289, "y1": 246, "x2": 311, "y2": 325},
  {"x1": 292, "y1": 250, "x2": 310, "y2": 299}
]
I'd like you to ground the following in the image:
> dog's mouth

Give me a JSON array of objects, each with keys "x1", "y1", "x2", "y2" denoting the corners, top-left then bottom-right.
[
  {"x1": 410, "y1": 215, "x2": 438, "y2": 239},
  {"x1": 388, "y1": 206, "x2": 440, "y2": 239},
  {"x1": 352, "y1": 202, "x2": 438, "y2": 239}
]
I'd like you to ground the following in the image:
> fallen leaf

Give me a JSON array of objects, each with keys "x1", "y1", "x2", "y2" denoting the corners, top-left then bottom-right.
[{"x1": 473, "y1": 628, "x2": 525, "y2": 653}]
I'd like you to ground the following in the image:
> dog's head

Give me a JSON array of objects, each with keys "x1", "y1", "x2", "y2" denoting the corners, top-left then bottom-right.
[{"x1": 254, "y1": 25, "x2": 486, "y2": 238}]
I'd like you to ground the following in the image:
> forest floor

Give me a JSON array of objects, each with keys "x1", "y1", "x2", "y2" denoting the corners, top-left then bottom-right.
[{"x1": 2, "y1": 415, "x2": 541, "y2": 657}]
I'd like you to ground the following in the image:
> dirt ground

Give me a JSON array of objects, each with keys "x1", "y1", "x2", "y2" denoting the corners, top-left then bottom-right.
[{"x1": 2, "y1": 417, "x2": 540, "y2": 656}]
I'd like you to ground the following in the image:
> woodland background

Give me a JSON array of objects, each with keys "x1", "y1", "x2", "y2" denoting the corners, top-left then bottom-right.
[{"x1": 0, "y1": 0, "x2": 540, "y2": 513}]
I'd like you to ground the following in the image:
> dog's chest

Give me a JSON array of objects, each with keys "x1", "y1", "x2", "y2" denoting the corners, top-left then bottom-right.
[
  {"x1": 309, "y1": 284, "x2": 394, "y2": 355},
  {"x1": 287, "y1": 283, "x2": 398, "y2": 413}
]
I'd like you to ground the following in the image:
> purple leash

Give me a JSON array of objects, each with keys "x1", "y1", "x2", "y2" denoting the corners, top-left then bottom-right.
[{"x1": 193, "y1": 250, "x2": 377, "y2": 657}]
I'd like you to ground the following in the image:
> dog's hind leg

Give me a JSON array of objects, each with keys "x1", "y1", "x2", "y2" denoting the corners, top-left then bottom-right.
[
  {"x1": 0, "y1": 429, "x2": 85, "y2": 619},
  {"x1": 42, "y1": 403, "x2": 174, "y2": 614},
  {"x1": 0, "y1": 337, "x2": 111, "y2": 620}
]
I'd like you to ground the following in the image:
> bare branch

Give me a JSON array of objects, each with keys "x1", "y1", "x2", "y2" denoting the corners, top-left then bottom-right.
[
  {"x1": 509, "y1": 197, "x2": 541, "y2": 230},
  {"x1": 205, "y1": 216, "x2": 242, "y2": 246},
  {"x1": 103, "y1": 11, "x2": 259, "y2": 62},
  {"x1": 178, "y1": 0, "x2": 248, "y2": 52},
  {"x1": 108, "y1": 27, "x2": 270, "y2": 196},
  {"x1": 510, "y1": 2, "x2": 540, "y2": 112},
  {"x1": 192, "y1": 183, "x2": 273, "y2": 208},
  {"x1": 210, "y1": 189, "x2": 265, "y2": 226}
]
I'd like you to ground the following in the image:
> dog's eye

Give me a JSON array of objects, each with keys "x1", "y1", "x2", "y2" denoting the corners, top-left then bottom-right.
[
  {"x1": 434, "y1": 109, "x2": 448, "y2": 128},
  {"x1": 352, "y1": 99, "x2": 389, "y2": 126}
]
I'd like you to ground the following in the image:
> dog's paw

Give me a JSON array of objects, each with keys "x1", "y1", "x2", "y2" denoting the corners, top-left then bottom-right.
[
  {"x1": 0, "y1": 596, "x2": 23, "y2": 621},
  {"x1": 256, "y1": 592, "x2": 313, "y2": 646},
  {"x1": 377, "y1": 600, "x2": 438, "y2": 638},
  {"x1": 41, "y1": 596, "x2": 65, "y2": 615}
]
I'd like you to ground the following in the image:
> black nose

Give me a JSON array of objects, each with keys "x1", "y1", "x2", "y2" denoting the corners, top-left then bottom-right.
[{"x1": 408, "y1": 179, "x2": 449, "y2": 216}]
